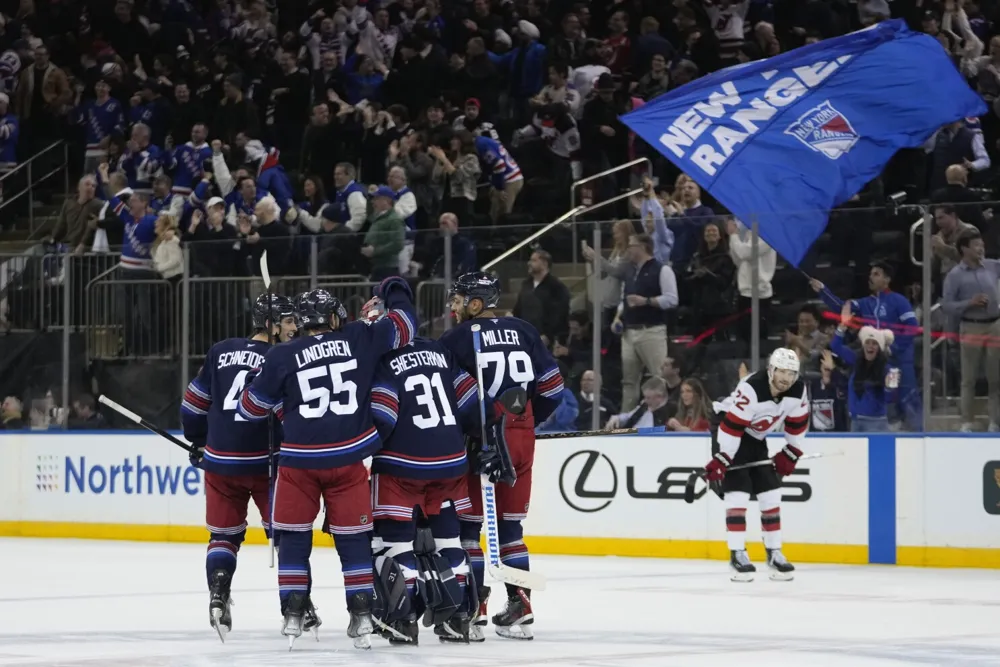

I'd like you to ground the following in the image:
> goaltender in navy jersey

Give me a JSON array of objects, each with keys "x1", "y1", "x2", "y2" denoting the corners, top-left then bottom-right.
[
  {"x1": 716, "y1": 370, "x2": 810, "y2": 457},
  {"x1": 439, "y1": 317, "x2": 563, "y2": 423},
  {"x1": 181, "y1": 338, "x2": 278, "y2": 476},
  {"x1": 370, "y1": 338, "x2": 479, "y2": 480},
  {"x1": 238, "y1": 307, "x2": 417, "y2": 470}
]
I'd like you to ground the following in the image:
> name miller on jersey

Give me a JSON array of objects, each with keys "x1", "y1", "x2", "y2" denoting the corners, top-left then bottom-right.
[
  {"x1": 294, "y1": 339, "x2": 353, "y2": 368},
  {"x1": 481, "y1": 329, "x2": 521, "y2": 346},
  {"x1": 388, "y1": 349, "x2": 449, "y2": 375},
  {"x1": 217, "y1": 350, "x2": 265, "y2": 370}
]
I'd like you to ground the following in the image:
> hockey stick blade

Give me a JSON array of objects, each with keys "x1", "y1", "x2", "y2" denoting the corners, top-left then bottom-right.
[
  {"x1": 98, "y1": 395, "x2": 195, "y2": 453},
  {"x1": 472, "y1": 323, "x2": 547, "y2": 591},
  {"x1": 259, "y1": 250, "x2": 272, "y2": 289},
  {"x1": 682, "y1": 452, "x2": 837, "y2": 504}
]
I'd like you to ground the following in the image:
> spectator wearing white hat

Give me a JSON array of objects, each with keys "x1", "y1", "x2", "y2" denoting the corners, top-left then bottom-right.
[
  {"x1": 831, "y1": 304, "x2": 900, "y2": 432},
  {"x1": 489, "y1": 19, "x2": 547, "y2": 124}
]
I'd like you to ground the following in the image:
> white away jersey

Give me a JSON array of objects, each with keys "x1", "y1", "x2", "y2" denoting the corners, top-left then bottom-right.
[{"x1": 715, "y1": 370, "x2": 809, "y2": 458}]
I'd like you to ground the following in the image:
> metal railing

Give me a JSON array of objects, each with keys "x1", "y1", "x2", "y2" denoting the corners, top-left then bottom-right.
[
  {"x1": 0, "y1": 141, "x2": 71, "y2": 236},
  {"x1": 570, "y1": 157, "x2": 651, "y2": 264}
]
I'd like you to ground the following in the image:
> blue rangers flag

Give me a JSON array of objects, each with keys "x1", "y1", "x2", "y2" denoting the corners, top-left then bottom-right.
[{"x1": 621, "y1": 20, "x2": 986, "y2": 266}]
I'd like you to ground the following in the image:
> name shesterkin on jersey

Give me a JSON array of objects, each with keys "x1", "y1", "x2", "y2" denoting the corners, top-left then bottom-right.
[
  {"x1": 658, "y1": 56, "x2": 852, "y2": 176},
  {"x1": 716, "y1": 371, "x2": 810, "y2": 457},
  {"x1": 370, "y1": 339, "x2": 477, "y2": 480},
  {"x1": 237, "y1": 296, "x2": 417, "y2": 470}
]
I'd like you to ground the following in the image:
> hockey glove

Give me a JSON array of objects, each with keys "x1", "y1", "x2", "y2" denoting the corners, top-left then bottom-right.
[
  {"x1": 375, "y1": 276, "x2": 413, "y2": 302},
  {"x1": 475, "y1": 421, "x2": 517, "y2": 485},
  {"x1": 772, "y1": 444, "x2": 803, "y2": 477},
  {"x1": 189, "y1": 446, "x2": 206, "y2": 468},
  {"x1": 704, "y1": 452, "x2": 732, "y2": 483}
]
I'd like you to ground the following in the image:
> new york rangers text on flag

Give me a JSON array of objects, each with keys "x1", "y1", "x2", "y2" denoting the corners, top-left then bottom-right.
[{"x1": 621, "y1": 20, "x2": 986, "y2": 267}]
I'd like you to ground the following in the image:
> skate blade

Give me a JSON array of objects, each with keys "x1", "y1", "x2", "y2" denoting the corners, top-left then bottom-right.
[
  {"x1": 730, "y1": 572, "x2": 755, "y2": 582},
  {"x1": 353, "y1": 633, "x2": 372, "y2": 650},
  {"x1": 467, "y1": 624, "x2": 486, "y2": 643},
  {"x1": 375, "y1": 617, "x2": 417, "y2": 644},
  {"x1": 495, "y1": 624, "x2": 533, "y2": 640},
  {"x1": 210, "y1": 609, "x2": 228, "y2": 644},
  {"x1": 769, "y1": 570, "x2": 794, "y2": 582}
]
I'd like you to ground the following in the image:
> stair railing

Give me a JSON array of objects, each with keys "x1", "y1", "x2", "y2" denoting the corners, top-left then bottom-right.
[{"x1": 0, "y1": 141, "x2": 71, "y2": 236}]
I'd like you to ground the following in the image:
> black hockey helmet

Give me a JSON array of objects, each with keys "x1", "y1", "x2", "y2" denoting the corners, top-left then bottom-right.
[
  {"x1": 450, "y1": 271, "x2": 500, "y2": 309},
  {"x1": 251, "y1": 293, "x2": 294, "y2": 331},
  {"x1": 295, "y1": 289, "x2": 348, "y2": 331}
]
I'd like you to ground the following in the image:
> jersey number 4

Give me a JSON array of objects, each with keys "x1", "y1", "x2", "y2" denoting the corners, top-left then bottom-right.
[
  {"x1": 297, "y1": 360, "x2": 359, "y2": 418},
  {"x1": 404, "y1": 372, "x2": 457, "y2": 430},
  {"x1": 223, "y1": 370, "x2": 250, "y2": 422},
  {"x1": 478, "y1": 350, "x2": 533, "y2": 398}
]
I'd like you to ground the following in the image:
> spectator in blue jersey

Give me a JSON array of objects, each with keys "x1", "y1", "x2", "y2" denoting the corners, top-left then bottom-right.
[
  {"x1": 128, "y1": 80, "x2": 171, "y2": 147},
  {"x1": 831, "y1": 309, "x2": 900, "y2": 432},
  {"x1": 474, "y1": 134, "x2": 523, "y2": 222},
  {"x1": 163, "y1": 122, "x2": 212, "y2": 198},
  {"x1": 243, "y1": 139, "x2": 296, "y2": 216},
  {"x1": 811, "y1": 260, "x2": 921, "y2": 430},
  {"x1": 227, "y1": 176, "x2": 264, "y2": 228},
  {"x1": 120, "y1": 123, "x2": 163, "y2": 197},
  {"x1": 149, "y1": 175, "x2": 176, "y2": 215},
  {"x1": 808, "y1": 349, "x2": 849, "y2": 432},
  {"x1": 345, "y1": 54, "x2": 388, "y2": 104},
  {"x1": 536, "y1": 387, "x2": 579, "y2": 434},
  {"x1": 0, "y1": 93, "x2": 18, "y2": 208},
  {"x1": 72, "y1": 77, "x2": 125, "y2": 174}
]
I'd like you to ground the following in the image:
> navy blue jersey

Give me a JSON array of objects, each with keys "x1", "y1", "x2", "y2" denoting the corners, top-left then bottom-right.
[
  {"x1": 439, "y1": 317, "x2": 564, "y2": 424},
  {"x1": 370, "y1": 338, "x2": 478, "y2": 480},
  {"x1": 181, "y1": 338, "x2": 278, "y2": 475},
  {"x1": 237, "y1": 304, "x2": 417, "y2": 470}
]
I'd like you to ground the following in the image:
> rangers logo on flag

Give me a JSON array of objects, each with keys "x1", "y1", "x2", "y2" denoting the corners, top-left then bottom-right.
[{"x1": 784, "y1": 101, "x2": 859, "y2": 160}]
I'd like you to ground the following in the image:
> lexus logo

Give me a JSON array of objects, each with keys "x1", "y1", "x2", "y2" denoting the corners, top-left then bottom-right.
[{"x1": 559, "y1": 450, "x2": 617, "y2": 512}]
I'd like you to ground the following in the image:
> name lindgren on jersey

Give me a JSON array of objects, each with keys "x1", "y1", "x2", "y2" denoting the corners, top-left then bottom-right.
[
  {"x1": 237, "y1": 304, "x2": 417, "y2": 470},
  {"x1": 370, "y1": 338, "x2": 478, "y2": 480},
  {"x1": 181, "y1": 338, "x2": 278, "y2": 475},
  {"x1": 715, "y1": 370, "x2": 809, "y2": 458}
]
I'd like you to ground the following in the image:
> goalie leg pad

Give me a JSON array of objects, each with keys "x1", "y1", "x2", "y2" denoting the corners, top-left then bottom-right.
[{"x1": 372, "y1": 521, "x2": 418, "y2": 624}]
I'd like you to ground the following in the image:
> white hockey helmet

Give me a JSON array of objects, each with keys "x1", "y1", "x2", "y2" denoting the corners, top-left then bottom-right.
[{"x1": 767, "y1": 348, "x2": 800, "y2": 385}]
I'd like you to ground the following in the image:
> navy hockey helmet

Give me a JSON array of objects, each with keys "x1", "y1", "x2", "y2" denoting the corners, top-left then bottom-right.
[
  {"x1": 450, "y1": 271, "x2": 500, "y2": 309},
  {"x1": 295, "y1": 289, "x2": 348, "y2": 331},
  {"x1": 251, "y1": 293, "x2": 294, "y2": 331}
]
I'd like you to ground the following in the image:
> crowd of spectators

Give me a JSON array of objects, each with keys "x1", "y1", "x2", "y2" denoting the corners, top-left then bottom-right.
[{"x1": 1, "y1": 0, "x2": 1000, "y2": 432}]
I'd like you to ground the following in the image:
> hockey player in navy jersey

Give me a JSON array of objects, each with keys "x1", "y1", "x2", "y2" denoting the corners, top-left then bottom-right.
[
  {"x1": 706, "y1": 348, "x2": 809, "y2": 582},
  {"x1": 181, "y1": 293, "x2": 297, "y2": 642},
  {"x1": 439, "y1": 271, "x2": 564, "y2": 641},
  {"x1": 361, "y1": 296, "x2": 481, "y2": 645},
  {"x1": 237, "y1": 281, "x2": 417, "y2": 650}
]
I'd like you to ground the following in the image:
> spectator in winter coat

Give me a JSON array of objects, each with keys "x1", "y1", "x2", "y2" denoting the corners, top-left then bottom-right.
[
  {"x1": 831, "y1": 313, "x2": 900, "y2": 432},
  {"x1": 363, "y1": 186, "x2": 406, "y2": 281},
  {"x1": 513, "y1": 250, "x2": 571, "y2": 346}
]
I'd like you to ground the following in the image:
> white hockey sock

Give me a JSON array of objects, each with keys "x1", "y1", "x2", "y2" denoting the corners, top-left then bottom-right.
[
  {"x1": 725, "y1": 491, "x2": 750, "y2": 551},
  {"x1": 758, "y1": 489, "x2": 782, "y2": 550}
]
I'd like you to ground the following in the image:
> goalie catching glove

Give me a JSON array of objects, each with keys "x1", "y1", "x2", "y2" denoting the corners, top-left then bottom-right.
[
  {"x1": 772, "y1": 444, "x2": 802, "y2": 477},
  {"x1": 704, "y1": 452, "x2": 731, "y2": 482}
]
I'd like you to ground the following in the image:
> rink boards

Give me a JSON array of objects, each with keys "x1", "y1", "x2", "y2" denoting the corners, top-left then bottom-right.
[{"x1": 0, "y1": 431, "x2": 998, "y2": 568}]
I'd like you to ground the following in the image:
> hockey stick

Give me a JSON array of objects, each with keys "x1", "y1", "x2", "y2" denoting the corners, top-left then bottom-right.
[
  {"x1": 536, "y1": 426, "x2": 666, "y2": 440},
  {"x1": 260, "y1": 250, "x2": 276, "y2": 569},
  {"x1": 471, "y1": 323, "x2": 547, "y2": 592},
  {"x1": 97, "y1": 395, "x2": 196, "y2": 453},
  {"x1": 683, "y1": 452, "x2": 842, "y2": 504}
]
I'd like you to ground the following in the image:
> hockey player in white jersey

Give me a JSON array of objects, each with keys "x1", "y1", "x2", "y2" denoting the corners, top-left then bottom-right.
[{"x1": 704, "y1": 348, "x2": 809, "y2": 582}]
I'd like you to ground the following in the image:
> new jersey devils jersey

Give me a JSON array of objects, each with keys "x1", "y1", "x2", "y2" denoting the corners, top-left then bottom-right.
[
  {"x1": 439, "y1": 317, "x2": 563, "y2": 424},
  {"x1": 181, "y1": 338, "x2": 278, "y2": 475},
  {"x1": 238, "y1": 307, "x2": 417, "y2": 470},
  {"x1": 370, "y1": 337, "x2": 478, "y2": 480},
  {"x1": 715, "y1": 370, "x2": 809, "y2": 458}
]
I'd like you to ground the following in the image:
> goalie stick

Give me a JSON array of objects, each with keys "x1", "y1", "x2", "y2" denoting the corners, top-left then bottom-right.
[
  {"x1": 260, "y1": 251, "x2": 276, "y2": 569},
  {"x1": 683, "y1": 452, "x2": 842, "y2": 503},
  {"x1": 471, "y1": 323, "x2": 547, "y2": 592},
  {"x1": 98, "y1": 395, "x2": 196, "y2": 453}
]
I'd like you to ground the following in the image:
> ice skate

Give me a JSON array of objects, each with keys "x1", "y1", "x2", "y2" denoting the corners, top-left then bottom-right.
[
  {"x1": 346, "y1": 591, "x2": 374, "y2": 650},
  {"x1": 207, "y1": 570, "x2": 233, "y2": 643},
  {"x1": 492, "y1": 588, "x2": 534, "y2": 640},
  {"x1": 434, "y1": 612, "x2": 471, "y2": 644},
  {"x1": 767, "y1": 548, "x2": 795, "y2": 581},
  {"x1": 303, "y1": 602, "x2": 322, "y2": 640},
  {"x1": 466, "y1": 585, "x2": 490, "y2": 642},
  {"x1": 730, "y1": 549, "x2": 756, "y2": 582},
  {"x1": 376, "y1": 614, "x2": 419, "y2": 645},
  {"x1": 281, "y1": 591, "x2": 318, "y2": 650}
]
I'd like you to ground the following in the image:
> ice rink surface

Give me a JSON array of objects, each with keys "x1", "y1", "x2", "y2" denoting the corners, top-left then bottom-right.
[{"x1": 2, "y1": 538, "x2": 999, "y2": 667}]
